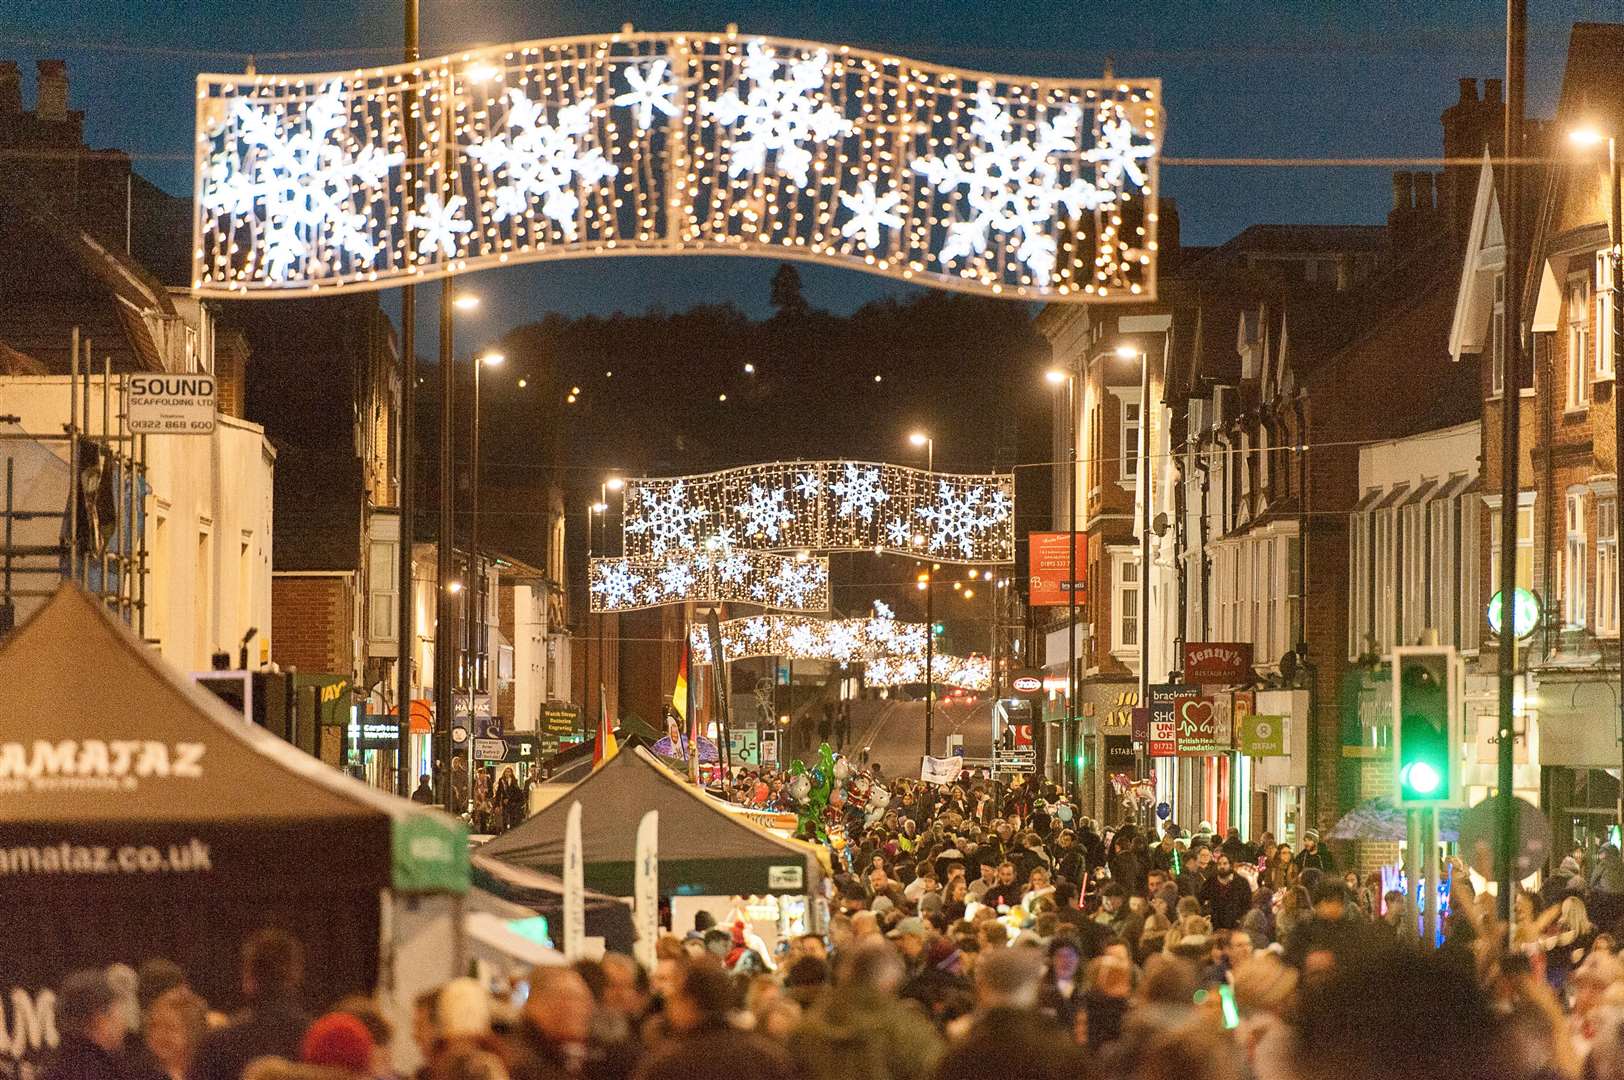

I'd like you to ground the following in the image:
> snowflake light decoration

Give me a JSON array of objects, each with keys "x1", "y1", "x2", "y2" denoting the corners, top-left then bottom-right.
[
  {"x1": 621, "y1": 461, "x2": 1013, "y2": 564},
  {"x1": 690, "y1": 615, "x2": 930, "y2": 666},
  {"x1": 914, "y1": 480, "x2": 1012, "y2": 560},
  {"x1": 466, "y1": 90, "x2": 616, "y2": 240},
  {"x1": 614, "y1": 59, "x2": 678, "y2": 130},
  {"x1": 623, "y1": 480, "x2": 707, "y2": 556},
  {"x1": 865, "y1": 654, "x2": 991, "y2": 692},
  {"x1": 912, "y1": 88, "x2": 1114, "y2": 282},
  {"x1": 199, "y1": 81, "x2": 403, "y2": 282},
  {"x1": 734, "y1": 483, "x2": 794, "y2": 543},
  {"x1": 196, "y1": 35, "x2": 1160, "y2": 301},
  {"x1": 702, "y1": 40, "x2": 851, "y2": 187},
  {"x1": 839, "y1": 180, "x2": 904, "y2": 250},
  {"x1": 408, "y1": 193, "x2": 472, "y2": 257},
  {"x1": 587, "y1": 551, "x2": 830, "y2": 613},
  {"x1": 1085, "y1": 110, "x2": 1155, "y2": 190},
  {"x1": 831, "y1": 463, "x2": 890, "y2": 523}
]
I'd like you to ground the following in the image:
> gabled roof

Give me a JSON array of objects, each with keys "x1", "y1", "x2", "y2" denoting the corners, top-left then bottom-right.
[{"x1": 1448, "y1": 151, "x2": 1504, "y2": 360}]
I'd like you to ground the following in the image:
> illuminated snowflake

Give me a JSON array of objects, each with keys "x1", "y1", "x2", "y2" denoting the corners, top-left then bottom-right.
[
  {"x1": 824, "y1": 621, "x2": 867, "y2": 664},
  {"x1": 770, "y1": 560, "x2": 827, "y2": 608},
  {"x1": 717, "y1": 551, "x2": 752, "y2": 584},
  {"x1": 785, "y1": 623, "x2": 819, "y2": 656},
  {"x1": 839, "y1": 180, "x2": 904, "y2": 250},
  {"x1": 831, "y1": 463, "x2": 890, "y2": 523},
  {"x1": 884, "y1": 519, "x2": 912, "y2": 548},
  {"x1": 795, "y1": 471, "x2": 822, "y2": 499},
  {"x1": 911, "y1": 88, "x2": 1114, "y2": 282},
  {"x1": 466, "y1": 90, "x2": 616, "y2": 240},
  {"x1": 590, "y1": 560, "x2": 643, "y2": 610},
  {"x1": 657, "y1": 558, "x2": 698, "y2": 597},
  {"x1": 735, "y1": 483, "x2": 794, "y2": 543},
  {"x1": 201, "y1": 81, "x2": 403, "y2": 281},
  {"x1": 702, "y1": 40, "x2": 851, "y2": 187},
  {"x1": 872, "y1": 599, "x2": 895, "y2": 621},
  {"x1": 1085, "y1": 110, "x2": 1155, "y2": 190},
  {"x1": 625, "y1": 481, "x2": 707, "y2": 556},
  {"x1": 914, "y1": 480, "x2": 1012, "y2": 560},
  {"x1": 614, "y1": 59, "x2": 678, "y2": 130},
  {"x1": 407, "y1": 193, "x2": 472, "y2": 257}
]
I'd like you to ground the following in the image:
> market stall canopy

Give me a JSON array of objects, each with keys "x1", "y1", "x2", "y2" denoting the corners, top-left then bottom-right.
[
  {"x1": 0, "y1": 584, "x2": 468, "y2": 1017},
  {"x1": 471, "y1": 854, "x2": 635, "y2": 954},
  {"x1": 481, "y1": 746, "x2": 830, "y2": 898}
]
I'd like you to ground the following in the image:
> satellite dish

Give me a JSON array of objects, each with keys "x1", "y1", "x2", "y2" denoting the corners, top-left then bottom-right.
[{"x1": 1278, "y1": 650, "x2": 1298, "y2": 684}]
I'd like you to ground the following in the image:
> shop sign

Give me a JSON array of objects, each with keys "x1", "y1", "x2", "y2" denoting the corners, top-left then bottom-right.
[
  {"x1": 542, "y1": 704, "x2": 582, "y2": 738},
  {"x1": 128, "y1": 373, "x2": 216, "y2": 434},
  {"x1": 1103, "y1": 734, "x2": 1136, "y2": 772},
  {"x1": 1239, "y1": 714, "x2": 1286, "y2": 757},
  {"x1": 1174, "y1": 695, "x2": 1222, "y2": 755},
  {"x1": 1130, "y1": 707, "x2": 1149, "y2": 742},
  {"x1": 1182, "y1": 642, "x2": 1253, "y2": 684},
  {"x1": 1148, "y1": 683, "x2": 1192, "y2": 757},
  {"x1": 1028, "y1": 532, "x2": 1087, "y2": 606},
  {"x1": 1010, "y1": 669, "x2": 1044, "y2": 695}
]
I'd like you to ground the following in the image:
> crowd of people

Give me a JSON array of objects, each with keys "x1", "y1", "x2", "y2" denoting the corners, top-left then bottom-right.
[{"x1": 45, "y1": 769, "x2": 1624, "y2": 1080}]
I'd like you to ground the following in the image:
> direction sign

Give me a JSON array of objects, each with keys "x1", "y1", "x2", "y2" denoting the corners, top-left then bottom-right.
[
  {"x1": 473, "y1": 737, "x2": 507, "y2": 761},
  {"x1": 128, "y1": 373, "x2": 216, "y2": 435}
]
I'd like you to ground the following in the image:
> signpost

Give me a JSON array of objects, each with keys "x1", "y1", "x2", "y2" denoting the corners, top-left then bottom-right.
[{"x1": 127, "y1": 374, "x2": 217, "y2": 435}]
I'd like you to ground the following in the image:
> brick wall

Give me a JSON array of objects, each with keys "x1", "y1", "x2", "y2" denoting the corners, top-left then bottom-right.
[{"x1": 271, "y1": 575, "x2": 353, "y2": 676}]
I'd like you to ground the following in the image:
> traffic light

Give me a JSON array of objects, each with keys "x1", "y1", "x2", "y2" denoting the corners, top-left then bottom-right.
[{"x1": 1391, "y1": 647, "x2": 1461, "y2": 807}]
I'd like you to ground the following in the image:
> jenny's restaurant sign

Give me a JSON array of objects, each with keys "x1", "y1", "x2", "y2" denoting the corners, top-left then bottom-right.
[{"x1": 1182, "y1": 642, "x2": 1253, "y2": 684}]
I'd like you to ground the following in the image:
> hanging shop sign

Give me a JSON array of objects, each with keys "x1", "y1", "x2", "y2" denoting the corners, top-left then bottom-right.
[
  {"x1": 1147, "y1": 683, "x2": 1192, "y2": 757},
  {"x1": 193, "y1": 34, "x2": 1161, "y2": 303},
  {"x1": 1238, "y1": 713, "x2": 1286, "y2": 757},
  {"x1": 1182, "y1": 642, "x2": 1253, "y2": 684},
  {"x1": 1028, "y1": 532, "x2": 1088, "y2": 606},
  {"x1": 1174, "y1": 694, "x2": 1222, "y2": 756}
]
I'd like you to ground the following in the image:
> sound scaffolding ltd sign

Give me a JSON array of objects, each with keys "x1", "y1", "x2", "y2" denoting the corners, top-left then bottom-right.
[{"x1": 127, "y1": 374, "x2": 216, "y2": 435}]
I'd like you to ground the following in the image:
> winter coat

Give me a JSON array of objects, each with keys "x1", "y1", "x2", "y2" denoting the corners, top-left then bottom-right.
[{"x1": 789, "y1": 986, "x2": 944, "y2": 1080}]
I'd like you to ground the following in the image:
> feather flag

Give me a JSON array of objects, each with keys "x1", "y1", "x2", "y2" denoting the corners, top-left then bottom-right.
[{"x1": 593, "y1": 682, "x2": 618, "y2": 767}]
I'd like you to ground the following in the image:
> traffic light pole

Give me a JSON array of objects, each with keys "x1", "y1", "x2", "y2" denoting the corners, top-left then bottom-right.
[
  {"x1": 1422, "y1": 807, "x2": 1440, "y2": 947},
  {"x1": 1496, "y1": 0, "x2": 1525, "y2": 930}
]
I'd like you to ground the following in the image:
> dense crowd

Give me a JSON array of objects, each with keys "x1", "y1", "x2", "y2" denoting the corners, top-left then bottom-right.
[{"x1": 45, "y1": 769, "x2": 1624, "y2": 1080}]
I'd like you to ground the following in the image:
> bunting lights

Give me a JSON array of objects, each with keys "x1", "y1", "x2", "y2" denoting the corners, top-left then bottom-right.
[
  {"x1": 865, "y1": 654, "x2": 991, "y2": 691},
  {"x1": 623, "y1": 460, "x2": 1015, "y2": 565},
  {"x1": 587, "y1": 550, "x2": 830, "y2": 613},
  {"x1": 192, "y1": 31, "x2": 1161, "y2": 301},
  {"x1": 689, "y1": 615, "x2": 927, "y2": 665}
]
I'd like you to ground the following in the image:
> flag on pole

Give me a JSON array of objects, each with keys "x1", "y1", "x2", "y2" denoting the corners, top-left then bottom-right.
[
  {"x1": 634, "y1": 810, "x2": 660, "y2": 971},
  {"x1": 672, "y1": 653, "x2": 688, "y2": 723},
  {"x1": 564, "y1": 801, "x2": 584, "y2": 959},
  {"x1": 594, "y1": 682, "x2": 618, "y2": 767}
]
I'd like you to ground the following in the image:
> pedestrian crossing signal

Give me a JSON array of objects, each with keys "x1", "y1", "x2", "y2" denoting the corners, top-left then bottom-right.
[{"x1": 1391, "y1": 647, "x2": 1460, "y2": 808}]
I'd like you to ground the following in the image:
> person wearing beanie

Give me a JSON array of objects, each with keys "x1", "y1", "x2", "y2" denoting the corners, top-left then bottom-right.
[
  {"x1": 43, "y1": 970, "x2": 125, "y2": 1080},
  {"x1": 301, "y1": 1013, "x2": 375, "y2": 1076}
]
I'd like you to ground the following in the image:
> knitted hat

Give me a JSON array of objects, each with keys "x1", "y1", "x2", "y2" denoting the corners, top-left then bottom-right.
[{"x1": 301, "y1": 1013, "x2": 375, "y2": 1074}]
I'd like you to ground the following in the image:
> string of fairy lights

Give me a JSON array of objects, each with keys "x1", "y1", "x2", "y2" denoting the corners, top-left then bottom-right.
[{"x1": 191, "y1": 30, "x2": 1161, "y2": 300}]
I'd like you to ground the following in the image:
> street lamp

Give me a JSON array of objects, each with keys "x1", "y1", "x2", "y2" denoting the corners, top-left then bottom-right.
[
  {"x1": 909, "y1": 430, "x2": 935, "y2": 756},
  {"x1": 1570, "y1": 123, "x2": 1623, "y2": 833},
  {"x1": 464, "y1": 347, "x2": 506, "y2": 752},
  {"x1": 1116, "y1": 342, "x2": 1153, "y2": 821},
  {"x1": 453, "y1": 292, "x2": 481, "y2": 311},
  {"x1": 1047, "y1": 366, "x2": 1078, "y2": 799}
]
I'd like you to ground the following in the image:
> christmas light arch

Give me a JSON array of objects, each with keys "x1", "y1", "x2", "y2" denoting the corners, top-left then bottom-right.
[
  {"x1": 864, "y1": 654, "x2": 991, "y2": 692},
  {"x1": 192, "y1": 30, "x2": 1162, "y2": 301},
  {"x1": 623, "y1": 460, "x2": 1015, "y2": 565},
  {"x1": 688, "y1": 614, "x2": 928, "y2": 665},
  {"x1": 588, "y1": 550, "x2": 830, "y2": 613}
]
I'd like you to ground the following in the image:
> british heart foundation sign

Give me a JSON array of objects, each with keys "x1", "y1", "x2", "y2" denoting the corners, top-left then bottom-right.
[
  {"x1": 1175, "y1": 695, "x2": 1221, "y2": 755},
  {"x1": 1182, "y1": 642, "x2": 1253, "y2": 684}
]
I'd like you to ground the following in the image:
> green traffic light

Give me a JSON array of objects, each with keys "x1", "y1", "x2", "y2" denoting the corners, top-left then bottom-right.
[{"x1": 1401, "y1": 760, "x2": 1441, "y2": 796}]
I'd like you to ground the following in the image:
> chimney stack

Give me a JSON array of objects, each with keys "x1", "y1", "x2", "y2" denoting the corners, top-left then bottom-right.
[
  {"x1": 1457, "y1": 78, "x2": 1478, "y2": 104},
  {"x1": 1485, "y1": 78, "x2": 1503, "y2": 103},
  {"x1": 1440, "y1": 76, "x2": 1505, "y2": 253},
  {"x1": 1391, "y1": 171, "x2": 1415, "y2": 212},
  {"x1": 1414, "y1": 172, "x2": 1436, "y2": 211},
  {"x1": 0, "y1": 62, "x2": 20, "y2": 115},
  {"x1": 35, "y1": 59, "x2": 67, "y2": 121}
]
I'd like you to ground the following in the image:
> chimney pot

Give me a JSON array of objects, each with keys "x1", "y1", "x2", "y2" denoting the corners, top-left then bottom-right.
[
  {"x1": 1485, "y1": 78, "x2": 1503, "y2": 103},
  {"x1": 1414, "y1": 172, "x2": 1436, "y2": 211},
  {"x1": 1392, "y1": 171, "x2": 1414, "y2": 212},
  {"x1": 0, "y1": 62, "x2": 19, "y2": 114},
  {"x1": 1458, "y1": 78, "x2": 1478, "y2": 104},
  {"x1": 35, "y1": 59, "x2": 67, "y2": 121}
]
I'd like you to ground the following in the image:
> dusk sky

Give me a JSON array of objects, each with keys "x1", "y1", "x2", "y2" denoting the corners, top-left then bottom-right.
[{"x1": 5, "y1": 1, "x2": 1613, "y2": 342}]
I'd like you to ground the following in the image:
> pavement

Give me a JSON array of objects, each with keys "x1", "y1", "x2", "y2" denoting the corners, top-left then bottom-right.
[{"x1": 784, "y1": 694, "x2": 994, "y2": 779}]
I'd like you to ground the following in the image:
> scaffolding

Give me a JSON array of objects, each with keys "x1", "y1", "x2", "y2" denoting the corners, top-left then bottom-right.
[{"x1": 0, "y1": 327, "x2": 148, "y2": 637}]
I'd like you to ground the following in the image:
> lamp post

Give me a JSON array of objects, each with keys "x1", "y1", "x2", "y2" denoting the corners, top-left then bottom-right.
[
  {"x1": 395, "y1": 0, "x2": 419, "y2": 798},
  {"x1": 1047, "y1": 367, "x2": 1078, "y2": 798},
  {"x1": 1116, "y1": 344, "x2": 1153, "y2": 821},
  {"x1": 435, "y1": 290, "x2": 479, "y2": 808},
  {"x1": 910, "y1": 430, "x2": 935, "y2": 758},
  {"x1": 466, "y1": 349, "x2": 503, "y2": 749},
  {"x1": 1571, "y1": 124, "x2": 1623, "y2": 834}
]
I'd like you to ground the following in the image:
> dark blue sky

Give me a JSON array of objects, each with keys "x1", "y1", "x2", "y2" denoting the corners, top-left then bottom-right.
[{"x1": 4, "y1": 0, "x2": 1611, "y2": 340}]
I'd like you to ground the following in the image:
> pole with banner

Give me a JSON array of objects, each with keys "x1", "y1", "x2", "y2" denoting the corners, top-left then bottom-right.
[
  {"x1": 634, "y1": 810, "x2": 659, "y2": 971},
  {"x1": 564, "y1": 801, "x2": 584, "y2": 960}
]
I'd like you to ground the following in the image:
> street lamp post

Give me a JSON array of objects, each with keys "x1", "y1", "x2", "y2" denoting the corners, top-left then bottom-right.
[
  {"x1": 1047, "y1": 368, "x2": 1078, "y2": 799},
  {"x1": 467, "y1": 351, "x2": 503, "y2": 747},
  {"x1": 1571, "y1": 124, "x2": 1624, "y2": 834},
  {"x1": 395, "y1": 0, "x2": 419, "y2": 798},
  {"x1": 1116, "y1": 344, "x2": 1153, "y2": 824},
  {"x1": 910, "y1": 431, "x2": 934, "y2": 757}
]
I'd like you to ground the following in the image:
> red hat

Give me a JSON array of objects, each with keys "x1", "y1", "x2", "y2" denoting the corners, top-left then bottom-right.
[{"x1": 301, "y1": 1013, "x2": 375, "y2": 1074}]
